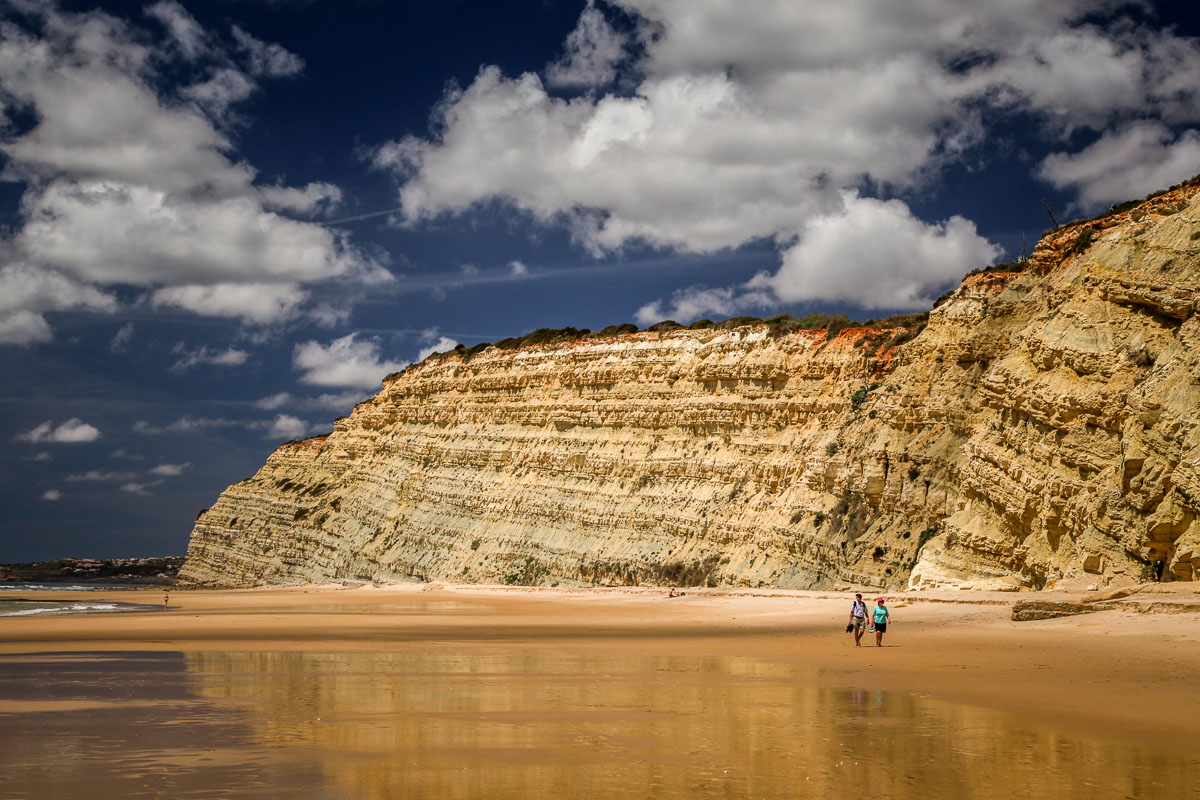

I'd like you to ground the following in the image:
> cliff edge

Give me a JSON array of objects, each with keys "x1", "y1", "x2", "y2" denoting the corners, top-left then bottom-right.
[{"x1": 181, "y1": 182, "x2": 1200, "y2": 590}]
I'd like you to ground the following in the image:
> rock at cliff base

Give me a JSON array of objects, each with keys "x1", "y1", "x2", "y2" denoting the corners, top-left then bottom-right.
[
  {"x1": 1011, "y1": 600, "x2": 1113, "y2": 621},
  {"x1": 1081, "y1": 586, "x2": 1142, "y2": 604}
]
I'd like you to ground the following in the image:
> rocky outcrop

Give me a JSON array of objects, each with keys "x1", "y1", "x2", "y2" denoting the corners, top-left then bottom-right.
[
  {"x1": 1011, "y1": 600, "x2": 1112, "y2": 621},
  {"x1": 181, "y1": 182, "x2": 1200, "y2": 590}
]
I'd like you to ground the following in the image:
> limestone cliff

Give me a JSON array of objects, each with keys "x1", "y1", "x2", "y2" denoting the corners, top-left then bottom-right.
[{"x1": 181, "y1": 183, "x2": 1200, "y2": 590}]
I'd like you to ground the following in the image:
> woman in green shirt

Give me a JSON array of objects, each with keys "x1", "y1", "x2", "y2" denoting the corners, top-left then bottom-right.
[{"x1": 872, "y1": 597, "x2": 891, "y2": 647}]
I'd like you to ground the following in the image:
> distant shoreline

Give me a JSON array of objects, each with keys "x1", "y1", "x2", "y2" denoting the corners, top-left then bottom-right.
[{"x1": 0, "y1": 556, "x2": 183, "y2": 586}]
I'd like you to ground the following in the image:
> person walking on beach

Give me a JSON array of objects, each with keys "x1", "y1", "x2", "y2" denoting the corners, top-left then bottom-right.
[
  {"x1": 872, "y1": 597, "x2": 890, "y2": 646},
  {"x1": 848, "y1": 592, "x2": 868, "y2": 646},
  {"x1": 163, "y1": 591, "x2": 169, "y2": 611}
]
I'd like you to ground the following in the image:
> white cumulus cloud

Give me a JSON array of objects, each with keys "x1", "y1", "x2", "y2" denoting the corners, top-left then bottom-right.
[
  {"x1": 41, "y1": 489, "x2": 63, "y2": 501},
  {"x1": 293, "y1": 334, "x2": 408, "y2": 389},
  {"x1": 766, "y1": 193, "x2": 1001, "y2": 310},
  {"x1": 635, "y1": 285, "x2": 751, "y2": 326},
  {"x1": 0, "y1": 4, "x2": 385, "y2": 343},
  {"x1": 545, "y1": 1, "x2": 628, "y2": 89},
  {"x1": 417, "y1": 336, "x2": 460, "y2": 362},
  {"x1": 636, "y1": 192, "x2": 999, "y2": 323},
  {"x1": 17, "y1": 419, "x2": 102, "y2": 444},
  {"x1": 378, "y1": 0, "x2": 1200, "y2": 313},
  {"x1": 266, "y1": 414, "x2": 309, "y2": 441},
  {"x1": 152, "y1": 283, "x2": 310, "y2": 326},
  {"x1": 1038, "y1": 122, "x2": 1200, "y2": 212},
  {"x1": 0, "y1": 264, "x2": 117, "y2": 345}
]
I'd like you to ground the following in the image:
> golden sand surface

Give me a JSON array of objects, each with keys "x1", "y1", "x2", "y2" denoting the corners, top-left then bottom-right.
[
  {"x1": 2, "y1": 582, "x2": 1198, "y2": 748},
  {"x1": 3, "y1": 585, "x2": 1200, "y2": 799}
]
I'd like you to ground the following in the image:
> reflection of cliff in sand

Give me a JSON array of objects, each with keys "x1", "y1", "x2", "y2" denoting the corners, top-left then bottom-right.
[
  {"x1": 0, "y1": 652, "x2": 327, "y2": 800},
  {"x1": 184, "y1": 649, "x2": 1195, "y2": 799}
]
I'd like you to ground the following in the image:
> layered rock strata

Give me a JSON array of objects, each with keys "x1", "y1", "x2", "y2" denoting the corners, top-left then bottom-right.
[{"x1": 181, "y1": 184, "x2": 1200, "y2": 589}]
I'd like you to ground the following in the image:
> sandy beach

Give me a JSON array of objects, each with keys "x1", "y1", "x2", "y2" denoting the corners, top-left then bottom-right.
[{"x1": 2, "y1": 584, "x2": 1198, "y2": 798}]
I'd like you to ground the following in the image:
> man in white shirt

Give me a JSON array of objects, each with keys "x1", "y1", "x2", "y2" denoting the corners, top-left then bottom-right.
[{"x1": 848, "y1": 592, "x2": 868, "y2": 647}]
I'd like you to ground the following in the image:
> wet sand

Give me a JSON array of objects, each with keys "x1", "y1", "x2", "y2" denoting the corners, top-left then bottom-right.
[{"x1": 1, "y1": 584, "x2": 1198, "y2": 798}]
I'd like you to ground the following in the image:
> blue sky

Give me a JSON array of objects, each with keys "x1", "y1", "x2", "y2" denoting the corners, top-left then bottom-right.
[{"x1": 2, "y1": 0, "x2": 1199, "y2": 561}]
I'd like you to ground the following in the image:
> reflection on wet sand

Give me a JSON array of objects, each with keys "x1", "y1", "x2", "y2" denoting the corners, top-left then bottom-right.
[
  {"x1": 0, "y1": 652, "x2": 326, "y2": 800},
  {"x1": 183, "y1": 649, "x2": 1195, "y2": 799}
]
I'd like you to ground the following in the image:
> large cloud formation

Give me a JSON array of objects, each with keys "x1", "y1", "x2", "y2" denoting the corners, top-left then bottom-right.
[
  {"x1": 0, "y1": 3, "x2": 387, "y2": 344},
  {"x1": 379, "y1": 0, "x2": 1200, "y2": 317}
]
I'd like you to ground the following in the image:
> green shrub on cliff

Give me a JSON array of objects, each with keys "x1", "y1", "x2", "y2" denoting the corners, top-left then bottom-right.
[
  {"x1": 503, "y1": 555, "x2": 548, "y2": 585},
  {"x1": 1069, "y1": 227, "x2": 1097, "y2": 255},
  {"x1": 597, "y1": 323, "x2": 639, "y2": 337},
  {"x1": 495, "y1": 326, "x2": 593, "y2": 349}
]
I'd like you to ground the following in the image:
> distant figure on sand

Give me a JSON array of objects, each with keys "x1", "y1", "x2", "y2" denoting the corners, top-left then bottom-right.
[
  {"x1": 873, "y1": 597, "x2": 890, "y2": 646},
  {"x1": 163, "y1": 591, "x2": 169, "y2": 611},
  {"x1": 668, "y1": 588, "x2": 678, "y2": 598},
  {"x1": 848, "y1": 593, "x2": 868, "y2": 646}
]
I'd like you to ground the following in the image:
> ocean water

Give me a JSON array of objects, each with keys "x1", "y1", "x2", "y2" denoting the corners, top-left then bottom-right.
[
  {"x1": 0, "y1": 582, "x2": 148, "y2": 591},
  {"x1": 0, "y1": 600, "x2": 120, "y2": 617},
  {"x1": 0, "y1": 597, "x2": 162, "y2": 617}
]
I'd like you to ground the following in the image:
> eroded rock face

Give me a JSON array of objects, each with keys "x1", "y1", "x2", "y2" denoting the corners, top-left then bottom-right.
[{"x1": 181, "y1": 184, "x2": 1200, "y2": 589}]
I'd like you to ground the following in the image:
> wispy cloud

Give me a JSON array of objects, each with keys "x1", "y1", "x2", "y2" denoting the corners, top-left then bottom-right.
[
  {"x1": 120, "y1": 480, "x2": 164, "y2": 496},
  {"x1": 170, "y1": 344, "x2": 249, "y2": 372},
  {"x1": 133, "y1": 416, "x2": 243, "y2": 435},
  {"x1": 41, "y1": 489, "x2": 63, "y2": 501},
  {"x1": 133, "y1": 415, "x2": 322, "y2": 441},
  {"x1": 254, "y1": 392, "x2": 292, "y2": 410},
  {"x1": 109, "y1": 322, "x2": 134, "y2": 353},
  {"x1": 148, "y1": 462, "x2": 191, "y2": 476},
  {"x1": 66, "y1": 470, "x2": 138, "y2": 482},
  {"x1": 254, "y1": 390, "x2": 368, "y2": 412}
]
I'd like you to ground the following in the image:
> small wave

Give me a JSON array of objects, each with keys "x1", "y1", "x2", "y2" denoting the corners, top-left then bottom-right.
[
  {"x1": 2, "y1": 603, "x2": 119, "y2": 617},
  {"x1": 0, "y1": 582, "x2": 146, "y2": 592}
]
